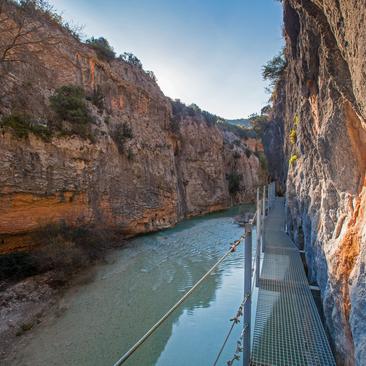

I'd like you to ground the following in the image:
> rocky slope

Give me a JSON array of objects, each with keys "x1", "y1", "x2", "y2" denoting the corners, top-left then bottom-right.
[
  {"x1": 266, "y1": 1, "x2": 366, "y2": 364},
  {"x1": 0, "y1": 2, "x2": 264, "y2": 253}
]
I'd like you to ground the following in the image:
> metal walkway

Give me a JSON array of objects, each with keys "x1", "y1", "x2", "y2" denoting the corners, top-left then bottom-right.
[{"x1": 251, "y1": 197, "x2": 335, "y2": 366}]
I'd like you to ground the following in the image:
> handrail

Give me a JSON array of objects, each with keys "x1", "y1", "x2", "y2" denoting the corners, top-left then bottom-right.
[
  {"x1": 214, "y1": 182, "x2": 276, "y2": 366},
  {"x1": 112, "y1": 183, "x2": 275, "y2": 366},
  {"x1": 112, "y1": 236, "x2": 245, "y2": 366}
]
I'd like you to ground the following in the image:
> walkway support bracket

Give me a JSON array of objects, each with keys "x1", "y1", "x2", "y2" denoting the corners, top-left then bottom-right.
[{"x1": 255, "y1": 188, "x2": 261, "y2": 286}]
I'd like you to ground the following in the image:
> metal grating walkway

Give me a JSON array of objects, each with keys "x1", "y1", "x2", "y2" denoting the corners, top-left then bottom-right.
[{"x1": 251, "y1": 197, "x2": 335, "y2": 366}]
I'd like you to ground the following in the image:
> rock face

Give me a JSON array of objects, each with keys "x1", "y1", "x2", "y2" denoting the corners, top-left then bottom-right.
[
  {"x1": 267, "y1": 1, "x2": 366, "y2": 364},
  {"x1": 0, "y1": 3, "x2": 264, "y2": 252}
]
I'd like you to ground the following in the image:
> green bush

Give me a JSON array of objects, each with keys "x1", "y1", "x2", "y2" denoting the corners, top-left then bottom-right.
[
  {"x1": 249, "y1": 114, "x2": 269, "y2": 137},
  {"x1": 254, "y1": 151, "x2": 268, "y2": 171},
  {"x1": 219, "y1": 122, "x2": 257, "y2": 139},
  {"x1": 112, "y1": 122, "x2": 133, "y2": 153},
  {"x1": 0, "y1": 114, "x2": 51, "y2": 140},
  {"x1": 90, "y1": 86, "x2": 104, "y2": 111},
  {"x1": 145, "y1": 70, "x2": 157, "y2": 82},
  {"x1": 50, "y1": 85, "x2": 89, "y2": 124},
  {"x1": 170, "y1": 116, "x2": 180, "y2": 134},
  {"x1": 86, "y1": 37, "x2": 115, "y2": 61},
  {"x1": 262, "y1": 51, "x2": 287, "y2": 87},
  {"x1": 118, "y1": 52, "x2": 143, "y2": 68},
  {"x1": 227, "y1": 172, "x2": 242, "y2": 194}
]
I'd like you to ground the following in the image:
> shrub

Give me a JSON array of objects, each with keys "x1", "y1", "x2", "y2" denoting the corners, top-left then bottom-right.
[
  {"x1": 0, "y1": 113, "x2": 51, "y2": 140},
  {"x1": 170, "y1": 116, "x2": 180, "y2": 134},
  {"x1": 262, "y1": 50, "x2": 287, "y2": 87},
  {"x1": 90, "y1": 86, "x2": 104, "y2": 111},
  {"x1": 233, "y1": 140, "x2": 241, "y2": 146},
  {"x1": 289, "y1": 154, "x2": 298, "y2": 165},
  {"x1": 16, "y1": 0, "x2": 84, "y2": 40},
  {"x1": 50, "y1": 85, "x2": 89, "y2": 124},
  {"x1": 249, "y1": 114, "x2": 269, "y2": 137},
  {"x1": 119, "y1": 52, "x2": 143, "y2": 68},
  {"x1": 254, "y1": 151, "x2": 268, "y2": 170},
  {"x1": 127, "y1": 148, "x2": 134, "y2": 161},
  {"x1": 171, "y1": 99, "x2": 185, "y2": 115},
  {"x1": 204, "y1": 111, "x2": 220, "y2": 125},
  {"x1": 0, "y1": 251, "x2": 37, "y2": 281},
  {"x1": 227, "y1": 172, "x2": 242, "y2": 194},
  {"x1": 145, "y1": 70, "x2": 157, "y2": 82},
  {"x1": 289, "y1": 129, "x2": 297, "y2": 144},
  {"x1": 112, "y1": 122, "x2": 133, "y2": 153},
  {"x1": 86, "y1": 37, "x2": 115, "y2": 61},
  {"x1": 233, "y1": 151, "x2": 241, "y2": 159},
  {"x1": 0, "y1": 223, "x2": 117, "y2": 286},
  {"x1": 219, "y1": 122, "x2": 257, "y2": 139}
]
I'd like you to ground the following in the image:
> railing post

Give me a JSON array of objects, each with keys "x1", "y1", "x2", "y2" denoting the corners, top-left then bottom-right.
[
  {"x1": 269, "y1": 182, "x2": 273, "y2": 209},
  {"x1": 243, "y1": 222, "x2": 252, "y2": 366},
  {"x1": 255, "y1": 188, "x2": 261, "y2": 286},
  {"x1": 262, "y1": 186, "x2": 266, "y2": 253},
  {"x1": 262, "y1": 185, "x2": 266, "y2": 218}
]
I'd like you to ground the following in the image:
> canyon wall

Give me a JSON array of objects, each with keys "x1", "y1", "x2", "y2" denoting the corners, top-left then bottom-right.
[
  {"x1": 0, "y1": 3, "x2": 264, "y2": 252},
  {"x1": 267, "y1": 0, "x2": 366, "y2": 364}
]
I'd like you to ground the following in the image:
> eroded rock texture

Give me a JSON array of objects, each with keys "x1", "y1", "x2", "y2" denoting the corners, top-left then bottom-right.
[
  {"x1": 0, "y1": 3, "x2": 264, "y2": 252},
  {"x1": 268, "y1": 1, "x2": 366, "y2": 364}
]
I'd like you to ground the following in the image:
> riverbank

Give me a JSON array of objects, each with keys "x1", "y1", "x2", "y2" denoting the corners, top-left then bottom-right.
[{"x1": 0, "y1": 223, "x2": 128, "y2": 363}]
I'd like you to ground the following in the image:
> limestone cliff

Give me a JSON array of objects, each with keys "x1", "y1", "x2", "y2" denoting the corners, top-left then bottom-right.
[
  {"x1": 267, "y1": 1, "x2": 366, "y2": 364},
  {"x1": 0, "y1": 2, "x2": 264, "y2": 252}
]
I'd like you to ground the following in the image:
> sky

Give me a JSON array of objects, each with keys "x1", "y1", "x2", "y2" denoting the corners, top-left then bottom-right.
[{"x1": 48, "y1": 0, "x2": 283, "y2": 119}]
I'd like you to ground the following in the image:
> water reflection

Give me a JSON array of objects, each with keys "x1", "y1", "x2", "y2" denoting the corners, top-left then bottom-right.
[{"x1": 10, "y1": 205, "x2": 252, "y2": 366}]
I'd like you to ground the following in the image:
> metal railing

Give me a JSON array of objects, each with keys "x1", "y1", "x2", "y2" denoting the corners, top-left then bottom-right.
[
  {"x1": 111, "y1": 182, "x2": 276, "y2": 366},
  {"x1": 241, "y1": 182, "x2": 275, "y2": 366}
]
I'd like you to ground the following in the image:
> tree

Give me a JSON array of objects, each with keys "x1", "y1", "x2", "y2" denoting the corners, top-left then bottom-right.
[
  {"x1": 0, "y1": 0, "x2": 61, "y2": 67},
  {"x1": 262, "y1": 51, "x2": 286, "y2": 87},
  {"x1": 227, "y1": 172, "x2": 242, "y2": 194},
  {"x1": 249, "y1": 114, "x2": 269, "y2": 137},
  {"x1": 86, "y1": 36, "x2": 115, "y2": 61},
  {"x1": 49, "y1": 85, "x2": 89, "y2": 124},
  {"x1": 0, "y1": 0, "x2": 83, "y2": 101},
  {"x1": 145, "y1": 70, "x2": 157, "y2": 82},
  {"x1": 119, "y1": 52, "x2": 143, "y2": 68},
  {"x1": 261, "y1": 104, "x2": 272, "y2": 116}
]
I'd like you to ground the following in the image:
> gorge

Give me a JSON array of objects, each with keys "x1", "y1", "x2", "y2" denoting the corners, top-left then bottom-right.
[
  {"x1": 1, "y1": 0, "x2": 366, "y2": 365},
  {"x1": 0, "y1": 0, "x2": 264, "y2": 253}
]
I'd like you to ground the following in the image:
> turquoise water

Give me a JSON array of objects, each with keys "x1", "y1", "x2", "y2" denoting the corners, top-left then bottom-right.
[{"x1": 11, "y1": 206, "x2": 255, "y2": 366}]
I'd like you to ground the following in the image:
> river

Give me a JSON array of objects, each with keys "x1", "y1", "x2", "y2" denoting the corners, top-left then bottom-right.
[{"x1": 11, "y1": 205, "x2": 255, "y2": 366}]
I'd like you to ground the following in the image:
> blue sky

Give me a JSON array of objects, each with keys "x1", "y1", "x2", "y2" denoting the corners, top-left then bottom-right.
[{"x1": 49, "y1": 0, "x2": 283, "y2": 119}]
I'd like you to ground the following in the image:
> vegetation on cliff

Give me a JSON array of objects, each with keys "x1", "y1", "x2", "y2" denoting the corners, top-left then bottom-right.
[
  {"x1": 262, "y1": 51, "x2": 287, "y2": 91},
  {"x1": 0, "y1": 113, "x2": 51, "y2": 140},
  {"x1": 111, "y1": 122, "x2": 134, "y2": 155},
  {"x1": 0, "y1": 223, "x2": 119, "y2": 286},
  {"x1": 85, "y1": 37, "x2": 116, "y2": 61}
]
